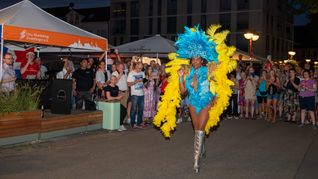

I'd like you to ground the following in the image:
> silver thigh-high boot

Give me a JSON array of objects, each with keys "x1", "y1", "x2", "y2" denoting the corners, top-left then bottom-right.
[
  {"x1": 193, "y1": 130, "x2": 205, "y2": 173},
  {"x1": 200, "y1": 136, "x2": 206, "y2": 159}
]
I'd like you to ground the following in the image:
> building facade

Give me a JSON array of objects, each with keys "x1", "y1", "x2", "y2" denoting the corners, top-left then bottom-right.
[
  {"x1": 110, "y1": 0, "x2": 294, "y2": 60},
  {"x1": 45, "y1": 6, "x2": 110, "y2": 38}
]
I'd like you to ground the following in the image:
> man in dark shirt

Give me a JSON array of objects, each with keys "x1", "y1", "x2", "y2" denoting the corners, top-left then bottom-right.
[{"x1": 72, "y1": 59, "x2": 96, "y2": 109}]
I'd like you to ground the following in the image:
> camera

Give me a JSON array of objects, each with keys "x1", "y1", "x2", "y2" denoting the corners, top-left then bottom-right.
[{"x1": 110, "y1": 49, "x2": 115, "y2": 54}]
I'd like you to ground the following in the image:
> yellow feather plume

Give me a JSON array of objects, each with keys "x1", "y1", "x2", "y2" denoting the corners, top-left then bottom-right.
[
  {"x1": 153, "y1": 53, "x2": 189, "y2": 138},
  {"x1": 205, "y1": 25, "x2": 237, "y2": 134}
]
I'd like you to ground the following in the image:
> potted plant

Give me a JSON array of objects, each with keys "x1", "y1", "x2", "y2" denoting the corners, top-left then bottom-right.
[{"x1": 0, "y1": 84, "x2": 43, "y2": 138}]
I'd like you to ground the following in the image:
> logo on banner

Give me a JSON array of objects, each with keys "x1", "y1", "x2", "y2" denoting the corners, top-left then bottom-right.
[
  {"x1": 20, "y1": 30, "x2": 26, "y2": 39},
  {"x1": 18, "y1": 29, "x2": 50, "y2": 43}
]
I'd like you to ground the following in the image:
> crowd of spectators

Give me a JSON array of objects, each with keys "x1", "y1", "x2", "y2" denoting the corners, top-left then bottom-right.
[
  {"x1": 226, "y1": 55, "x2": 317, "y2": 130},
  {"x1": 1, "y1": 51, "x2": 318, "y2": 131}
]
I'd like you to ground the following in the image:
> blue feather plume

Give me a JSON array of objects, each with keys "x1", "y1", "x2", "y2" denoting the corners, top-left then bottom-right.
[{"x1": 175, "y1": 25, "x2": 218, "y2": 63}]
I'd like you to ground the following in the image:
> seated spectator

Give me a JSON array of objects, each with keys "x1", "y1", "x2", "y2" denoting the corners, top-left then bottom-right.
[
  {"x1": 104, "y1": 75, "x2": 126, "y2": 131},
  {"x1": 56, "y1": 57, "x2": 74, "y2": 79},
  {"x1": 112, "y1": 63, "x2": 128, "y2": 128},
  {"x1": 105, "y1": 75, "x2": 123, "y2": 101},
  {"x1": 1, "y1": 53, "x2": 16, "y2": 93},
  {"x1": 20, "y1": 52, "x2": 40, "y2": 79}
]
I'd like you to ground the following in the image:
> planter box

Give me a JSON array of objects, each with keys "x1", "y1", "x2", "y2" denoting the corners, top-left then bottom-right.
[
  {"x1": 0, "y1": 110, "x2": 42, "y2": 138},
  {"x1": 41, "y1": 111, "x2": 102, "y2": 133}
]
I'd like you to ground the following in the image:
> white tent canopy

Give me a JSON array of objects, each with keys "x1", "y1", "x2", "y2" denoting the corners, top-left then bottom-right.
[
  {"x1": 0, "y1": 0, "x2": 106, "y2": 44},
  {"x1": 233, "y1": 49, "x2": 266, "y2": 62},
  {"x1": 0, "y1": 0, "x2": 107, "y2": 52},
  {"x1": 116, "y1": 34, "x2": 176, "y2": 57},
  {"x1": 0, "y1": 0, "x2": 108, "y2": 80}
]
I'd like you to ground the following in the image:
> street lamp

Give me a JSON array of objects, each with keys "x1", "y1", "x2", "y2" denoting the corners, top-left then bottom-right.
[
  {"x1": 244, "y1": 32, "x2": 259, "y2": 60},
  {"x1": 305, "y1": 59, "x2": 311, "y2": 63},
  {"x1": 288, "y1": 51, "x2": 296, "y2": 60}
]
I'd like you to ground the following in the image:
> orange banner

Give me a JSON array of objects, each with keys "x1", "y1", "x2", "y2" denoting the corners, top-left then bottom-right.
[{"x1": 3, "y1": 25, "x2": 108, "y2": 51}]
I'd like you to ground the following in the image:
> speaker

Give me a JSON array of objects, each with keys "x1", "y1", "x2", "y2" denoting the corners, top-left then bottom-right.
[
  {"x1": 39, "y1": 81, "x2": 52, "y2": 109},
  {"x1": 51, "y1": 79, "x2": 72, "y2": 114}
]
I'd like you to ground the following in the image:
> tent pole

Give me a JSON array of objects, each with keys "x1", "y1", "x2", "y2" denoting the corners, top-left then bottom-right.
[
  {"x1": 105, "y1": 51, "x2": 108, "y2": 71},
  {"x1": 0, "y1": 24, "x2": 4, "y2": 82},
  {"x1": 36, "y1": 47, "x2": 40, "y2": 58}
]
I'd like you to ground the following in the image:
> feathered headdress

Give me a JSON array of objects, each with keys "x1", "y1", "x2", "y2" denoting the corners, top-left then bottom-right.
[{"x1": 175, "y1": 25, "x2": 218, "y2": 62}]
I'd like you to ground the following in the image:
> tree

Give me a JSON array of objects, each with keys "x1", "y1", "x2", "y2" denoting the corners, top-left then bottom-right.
[{"x1": 290, "y1": 0, "x2": 318, "y2": 14}]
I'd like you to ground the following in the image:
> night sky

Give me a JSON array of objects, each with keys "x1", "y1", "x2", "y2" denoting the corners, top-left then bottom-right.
[{"x1": 0, "y1": 0, "x2": 109, "y2": 9}]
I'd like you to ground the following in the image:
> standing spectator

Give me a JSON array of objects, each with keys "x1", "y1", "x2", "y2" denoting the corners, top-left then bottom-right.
[
  {"x1": 110, "y1": 64, "x2": 117, "y2": 74},
  {"x1": 295, "y1": 66, "x2": 303, "y2": 79},
  {"x1": 142, "y1": 63, "x2": 148, "y2": 72},
  {"x1": 20, "y1": 52, "x2": 40, "y2": 79},
  {"x1": 96, "y1": 61, "x2": 110, "y2": 98},
  {"x1": 127, "y1": 62, "x2": 145, "y2": 128},
  {"x1": 244, "y1": 67, "x2": 257, "y2": 119},
  {"x1": 87, "y1": 58, "x2": 97, "y2": 73},
  {"x1": 72, "y1": 59, "x2": 96, "y2": 109},
  {"x1": 238, "y1": 71, "x2": 246, "y2": 118},
  {"x1": 125, "y1": 60, "x2": 135, "y2": 124},
  {"x1": 226, "y1": 72, "x2": 239, "y2": 119},
  {"x1": 56, "y1": 57, "x2": 75, "y2": 109},
  {"x1": 237, "y1": 54, "x2": 245, "y2": 72},
  {"x1": 283, "y1": 68, "x2": 300, "y2": 122},
  {"x1": 112, "y1": 63, "x2": 128, "y2": 131},
  {"x1": 266, "y1": 69, "x2": 281, "y2": 123},
  {"x1": 298, "y1": 70, "x2": 317, "y2": 129},
  {"x1": 104, "y1": 75, "x2": 126, "y2": 131},
  {"x1": 263, "y1": 55, "x2": 273, "y2": 72},
  {"x1": 1, "y1": 53, "x2": 16, "y2": 93},
  {"x1": 257, "y1": 70, "x2": 267, "y2": 118},
  {"x1": 99, "y1": 49, "x2": 121, "y2": 71},
  {"x1": 56, "y1": 57, "x2": 74, "y2": 79},
  {"x1": 277, "y1": 65, "x2": 289, "y2": 120},
  {"x1": 150, "y1": 60, "x2": 158, "y2": 75},
  {"x1": 304, "y1": 63, "x2": 311, "y2": 71},
  {"x1": 143, "y1": 66, "x2": 157, "y2": 124},
  {"x1": 35, "y1": 57, "x2": 48, "y2": 79}
]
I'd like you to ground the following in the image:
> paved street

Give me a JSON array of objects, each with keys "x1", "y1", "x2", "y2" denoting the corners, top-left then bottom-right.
[{"x1": 0, "y1": 119, "x2": 317, "y2": 179}]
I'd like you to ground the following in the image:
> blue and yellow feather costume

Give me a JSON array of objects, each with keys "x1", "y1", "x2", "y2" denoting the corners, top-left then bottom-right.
[{"x1": 153, "y1": 25, "x2": 237, "y2": 137}]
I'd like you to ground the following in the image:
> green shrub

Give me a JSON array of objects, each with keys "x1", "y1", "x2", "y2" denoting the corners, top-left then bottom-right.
[{"x1": 0, "y1": 84, "x2": 43, "y2": 116}]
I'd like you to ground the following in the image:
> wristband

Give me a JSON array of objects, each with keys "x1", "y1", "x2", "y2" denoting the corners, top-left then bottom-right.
[{"x1": 179, "y1": 77, "x2": 184, "y2": 83}]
